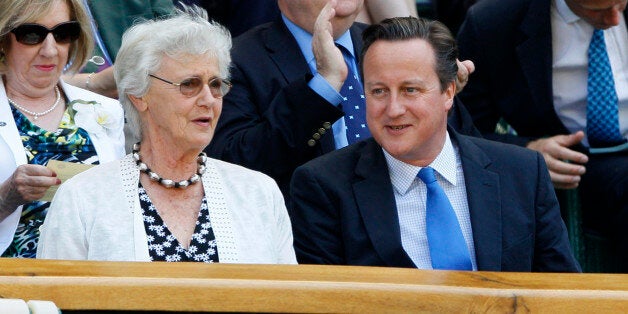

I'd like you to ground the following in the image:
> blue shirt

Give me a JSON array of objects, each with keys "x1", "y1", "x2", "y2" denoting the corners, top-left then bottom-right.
[{"x1": 281, "y1": 14, "x2": 360, "y2": 149}]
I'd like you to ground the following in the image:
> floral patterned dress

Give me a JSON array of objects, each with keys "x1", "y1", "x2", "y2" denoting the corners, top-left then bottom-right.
[
  {"x1": 139, "y1": 183, "x2": 219, "y2": 263},
  {"x1": 2, "y1": 104, "x2": 99, "y2": 258}
]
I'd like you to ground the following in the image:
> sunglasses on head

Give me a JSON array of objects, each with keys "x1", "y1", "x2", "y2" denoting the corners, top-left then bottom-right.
[
  {"x1": 149, "y1": 74, "x2": 232, "y2": 98},
  {"x1": 11, "y1": 21, "x2": 80, "y2": 45}
]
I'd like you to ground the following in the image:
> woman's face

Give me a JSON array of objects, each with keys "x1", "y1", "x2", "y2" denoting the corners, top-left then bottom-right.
[
  {"x1": 4, "y1": 0, "x2": 72, "y2": 97},
  {"x1": 137, "y1": 54, "x2": 224, "y2": 152}
]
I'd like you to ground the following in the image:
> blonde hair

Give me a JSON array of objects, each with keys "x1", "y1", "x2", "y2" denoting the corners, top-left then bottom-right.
[{"x1": 0, "y1": 0, "x2": 93, "y2": 74}]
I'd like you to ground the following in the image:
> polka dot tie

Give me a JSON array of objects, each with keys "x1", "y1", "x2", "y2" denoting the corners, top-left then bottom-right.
[
  {"x1": 586, "y1": 29, "x2": 625, "y2": 147},
  {"x1": 338, "y1": 46, "x2": 371, "y2": 145},
  {"x1": 418, "y1": 167, "x2": 472, "y2": 271}
]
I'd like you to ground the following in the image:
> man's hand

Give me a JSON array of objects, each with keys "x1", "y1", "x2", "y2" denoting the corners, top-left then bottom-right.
[
  {"x1": 526, "y1": 131, "x2": 589, "y2": 189},
  {"x1": 0, "y1": 164, "x2": 61, "y2": 221},
  {"x1": 312, "y1": 0, "x2": 347, "y2": 91},
  {"x1": 455, "y1": 59, "x2": 474, "y2": 94}
]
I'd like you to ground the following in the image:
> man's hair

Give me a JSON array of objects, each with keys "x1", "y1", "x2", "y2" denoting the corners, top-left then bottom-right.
[{"x1": 360, "y1": 16, "x2": 458, "y2": 92}]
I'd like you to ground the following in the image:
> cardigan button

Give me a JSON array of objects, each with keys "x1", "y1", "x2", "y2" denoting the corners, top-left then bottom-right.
[{"x1": 307, "y1": 139, "x2": 316, "y2": 147}]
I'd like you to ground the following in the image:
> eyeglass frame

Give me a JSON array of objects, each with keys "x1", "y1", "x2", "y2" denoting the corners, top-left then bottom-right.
[
  {"x1": 11, "y1": 21, "x2": 81, "y2": 45},
  {"x1": 149, "y1": 74, "x2": 232, "y2": 98}
]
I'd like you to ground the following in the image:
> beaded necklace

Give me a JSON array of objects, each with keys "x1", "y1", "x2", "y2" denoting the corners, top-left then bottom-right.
[
  {"x1": 7, "y1": 86, "x2": 61, "y2": 120},
  {"x1": 132, "y1": 142, "x2": 207, "y2": 189}
]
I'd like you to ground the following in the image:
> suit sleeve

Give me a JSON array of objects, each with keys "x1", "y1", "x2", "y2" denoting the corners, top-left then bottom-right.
[
  {"x1": 532, "y1": 152, "x2": 581, "y2": 272},
  {"x1": 289, "y1": 165, "x2": 345, "y2": 265},
  {"x1": 207, "y1": 59, "x2": 344, "y2": 181}
]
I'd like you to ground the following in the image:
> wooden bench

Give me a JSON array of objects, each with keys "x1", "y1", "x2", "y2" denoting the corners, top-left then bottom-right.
[{"x1": 0, "y1": 258, "x2": 626, "y2": 312}]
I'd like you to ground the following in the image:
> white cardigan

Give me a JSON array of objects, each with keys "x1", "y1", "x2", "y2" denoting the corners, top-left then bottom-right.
[
  {"x1": 0, "y1": 80, "x2": 125, "y2": 254},
  {"x1": 36, "y1": 154, "x2": 297, "y2": 264}
]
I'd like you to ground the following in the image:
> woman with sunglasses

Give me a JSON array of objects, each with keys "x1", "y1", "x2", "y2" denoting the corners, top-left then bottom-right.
[
  {"x1": 0, "y1": 0, "x2": 125, "y2": 258},
  {"x1": 37, "y1": 6, "x2": 296, "y2": 264}
]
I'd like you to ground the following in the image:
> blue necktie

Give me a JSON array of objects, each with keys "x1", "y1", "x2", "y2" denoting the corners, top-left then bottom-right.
[
  {"x1": 587, "y1": 29, "x2": 625, "y2": 147},
  {"x1": 338, "y1": 46, "x2": 370, "y2": 144},
  {"x1": 418, "y1": 167, "x2": 472, "y2": 270}
]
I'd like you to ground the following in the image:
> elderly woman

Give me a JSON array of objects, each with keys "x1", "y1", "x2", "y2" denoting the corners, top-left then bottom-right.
[
  {"x1": 37, "y1": 7, "x2": 296, "y2": 264},
  {"x1": 0, "y1": 0, "x2": 125, "y2": 258}
]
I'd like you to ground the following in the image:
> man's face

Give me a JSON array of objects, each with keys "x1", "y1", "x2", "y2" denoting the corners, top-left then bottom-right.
[
  {"x1": 278, "y1": 0, "x2": 363, "y2": 36},
  {"x1": 363, "y1": 38, "x2": 455, "y2": 166},
  {"x1": 566, "y1": 0, "x2": 627, "y2": 29}
]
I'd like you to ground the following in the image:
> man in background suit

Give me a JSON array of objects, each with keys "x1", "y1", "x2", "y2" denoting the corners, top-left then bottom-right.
[
  {"x1": 206, "y1": 0, "x2": 477, "y2": 201},
  {"x1": 457, "y1": 0, "x2": 628, "y2": 271},
  {"x1": 289, "y1": 16, "x2": 580, "y2": 272}
]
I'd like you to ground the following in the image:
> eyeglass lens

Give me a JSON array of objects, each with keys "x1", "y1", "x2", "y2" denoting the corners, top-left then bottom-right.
[
  {"x1": 11, "y1": 21, "x2": 80, "y2": 45},
  {"x1": 175, "y1": 77, "x2": 231, "y2": 97}
]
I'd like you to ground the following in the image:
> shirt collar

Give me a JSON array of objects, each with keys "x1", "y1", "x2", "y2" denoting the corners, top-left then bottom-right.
[
  {"x1": 384, "y1": 132, "x2": 458, "y2": 195},
  {"x1": 281, "y1": 14, "x2": 355, "y2": 70},
  {"x1": 554, "y1": 0, "x2": 581, "y2": 24}
]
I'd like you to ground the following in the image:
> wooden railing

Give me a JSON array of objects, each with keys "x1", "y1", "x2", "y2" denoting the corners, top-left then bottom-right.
[{"x1": 0, "y1": 258, "x2": 627, "y2": 312}]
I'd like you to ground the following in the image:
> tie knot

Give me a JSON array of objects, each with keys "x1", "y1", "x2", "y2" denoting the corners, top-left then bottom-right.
[{"x1": 417, "y1": 167, "x2": 436, "y2": 184}]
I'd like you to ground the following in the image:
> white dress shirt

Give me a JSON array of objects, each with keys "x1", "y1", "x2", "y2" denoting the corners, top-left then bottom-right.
[
  {"x1": 384, "y1": 132, "x2": 477, "y2": 270},
  {"x1": 551, "y1": 0, "x2": 628, "y2": 146}
]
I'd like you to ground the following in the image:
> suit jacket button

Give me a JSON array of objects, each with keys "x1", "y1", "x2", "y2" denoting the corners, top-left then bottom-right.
[
  {"x1": 318, "y1": 127, "x2": 326, "y2": 134},
  {"x1": 312, "y1": 133, "x2": 321, "y2": 140},
  {"x1": 307, "y1": 139, "x2": 316, "y2": 147},
  {"x1": 323, "y1": 122, "x2": 332, "y2": 129}
]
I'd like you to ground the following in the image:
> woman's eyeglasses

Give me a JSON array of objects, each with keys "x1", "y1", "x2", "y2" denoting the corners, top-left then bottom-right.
[
  {"x1": 149, "y1": 74, "x2": 232, "y2": 98},
  {"x1": 11, "y1": 21, "x2": 81, "y2": 45}
]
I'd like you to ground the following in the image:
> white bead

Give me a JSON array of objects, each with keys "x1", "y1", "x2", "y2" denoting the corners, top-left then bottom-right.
[
  {"x1": 189, "y1": 174, "x2": 200, "y2": 183},
  {"x1": 149, "y1": 172, "x2": 160, "y2": 181},
  {"x1": 161, "y1": 179, "x2": 175, "y2": 188}
]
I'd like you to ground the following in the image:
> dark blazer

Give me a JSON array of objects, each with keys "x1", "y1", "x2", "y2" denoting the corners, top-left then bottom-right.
[
  {"x1": 457, "y1": 0, "x2": 628, "y2": 146},
  {"x1": 207, "y1": 18, "x2": 479, "y2": 198},
  {"x1": 289, "y1": 130, "x2": 580, "y2": 272},
  {"x1": 89, "y1": 0, "x2": 174, "y2": 62}
]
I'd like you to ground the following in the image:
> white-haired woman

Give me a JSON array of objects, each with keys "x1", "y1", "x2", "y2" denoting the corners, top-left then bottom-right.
[
  {"x1": 37, "y1": 7, "x2": 296, "y2": 264},
  {"x1": 0, "y1": 0, "x2": 125, "y2": 258}
]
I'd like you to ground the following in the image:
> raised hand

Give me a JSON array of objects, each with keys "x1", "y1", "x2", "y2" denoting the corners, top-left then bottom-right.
[{"x1": 312, "y1": 0, "x2": 348, "y2": 91}]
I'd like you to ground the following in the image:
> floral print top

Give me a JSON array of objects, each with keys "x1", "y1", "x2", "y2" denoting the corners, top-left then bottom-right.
[
  {"x1": 139, "y1": 183, "x2": 219, "y2": 263},
  {"x1": 2, "y1": 104, "x2": 99, "y2": 258}
]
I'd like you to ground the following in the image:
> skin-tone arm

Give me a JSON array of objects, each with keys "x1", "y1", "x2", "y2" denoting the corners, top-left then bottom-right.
[
  {"x1": 526, "y1": 131, "x2": 589, "y2": 189},
  {"x1": 312, "y1": 1, "x2": 348, "y2": 91},
  {"x1": 357, "y1": 0, "x2": 418, "y2": 24},
  {"x1": 0, "y1": 164, "x2": 60, "y2": 221},
  {"x1": 62, "y1": 66, "x2": 118, "y2": 98}
]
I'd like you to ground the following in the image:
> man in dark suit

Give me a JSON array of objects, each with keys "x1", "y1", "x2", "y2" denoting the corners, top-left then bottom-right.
[
  {"x1": 289, "y1": 16, "x2": 580, "y2": 272},
  {"x1": 457, "y1": 0, "x2": 628, "y2": 271},
  {"x1": 206, "y1": 0, "x2": 477, "y2": 200}
]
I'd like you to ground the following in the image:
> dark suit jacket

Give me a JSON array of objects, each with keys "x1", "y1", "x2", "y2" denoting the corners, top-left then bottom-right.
[
  {"x1": 89, "y1": 0, "x2": 174, "y2": 62},
  {"x1": 289, "y1": 130, "x2": 580, "y2": 272},
  {"x1": 207, "y1": 18, "x2": 479, "y2": 198},
  {"x1": 457, "y1": 0, "x2": 628, "y2": 147}
]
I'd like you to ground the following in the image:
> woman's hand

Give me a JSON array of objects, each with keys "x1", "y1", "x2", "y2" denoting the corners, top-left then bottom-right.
[{"x1": 0, "y1": 164, "x2": 61, "y2": 220}]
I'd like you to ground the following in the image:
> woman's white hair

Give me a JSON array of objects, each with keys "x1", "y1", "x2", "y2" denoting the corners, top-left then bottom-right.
[{"x1": 114, "y1": 5, "x2": 232, "y2": 141}]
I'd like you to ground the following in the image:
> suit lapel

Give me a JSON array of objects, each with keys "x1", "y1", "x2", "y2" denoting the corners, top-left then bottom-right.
[
  {"x1": 353, "y1": 140, "x2": 416, "y2": 268},
  {"x1": 263, "y1": 19, "x2": 312, "y2": 87},
  {"x1": 452, "y1": 132, "x2": 502, "y2": 271}
]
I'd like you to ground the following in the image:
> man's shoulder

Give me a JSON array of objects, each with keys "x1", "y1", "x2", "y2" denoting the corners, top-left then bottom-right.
[
  {"x1": 458, "y1": 134, "x2": 539, "y2": 163},
  {"x1": 465, "y1": 0, "x2": 541, "y2": 26},
  {"x1": 297, "y1": 139, "x2": 378, "y2": 175}
]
